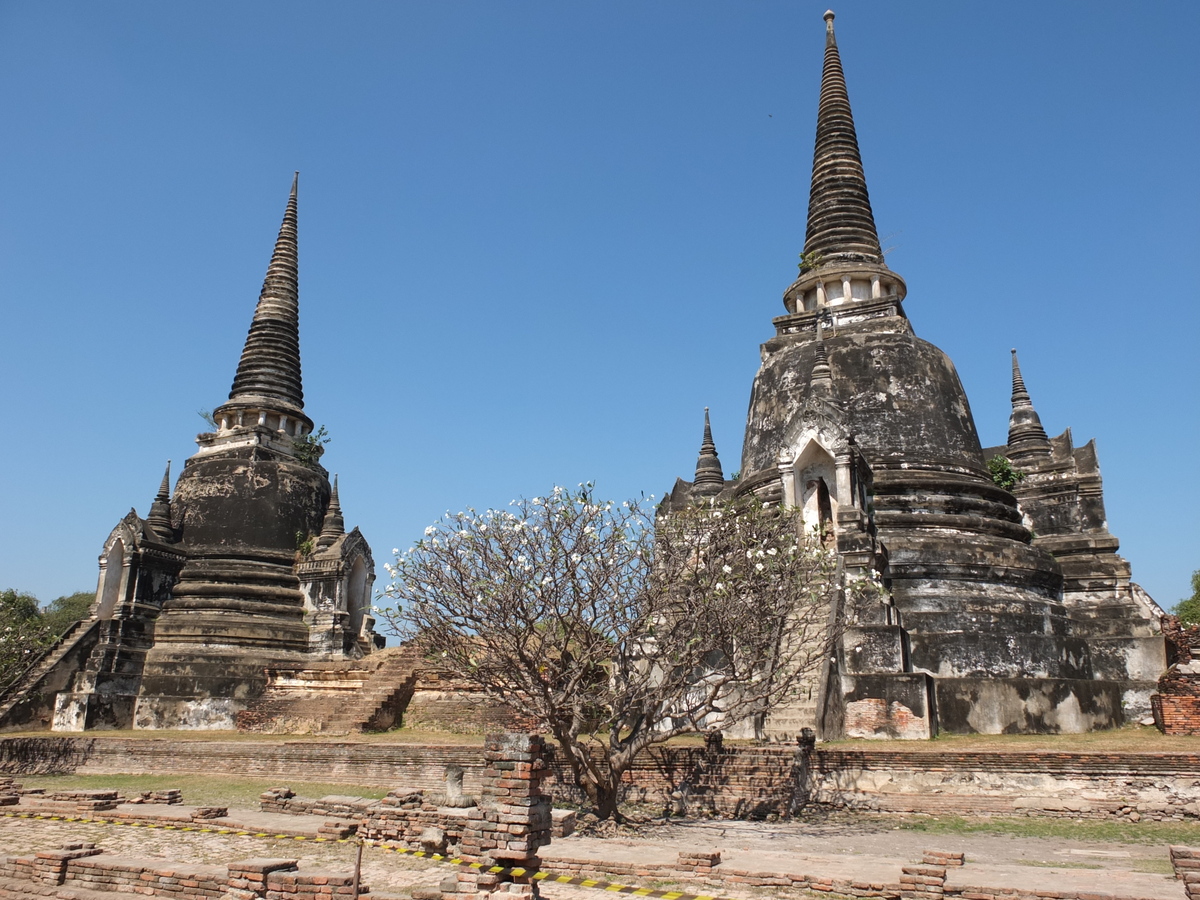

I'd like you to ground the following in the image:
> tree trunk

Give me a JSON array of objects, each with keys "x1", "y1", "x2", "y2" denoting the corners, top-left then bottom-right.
[
  {"x1": 555, "y1": 732, "x2": 627, "y2": 822},
  {"x1": 594, "y1": 783, "x2": 623, "y2": 822}
]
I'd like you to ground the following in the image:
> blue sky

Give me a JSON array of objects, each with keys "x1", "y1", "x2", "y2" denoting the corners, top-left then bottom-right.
[{"x1": 1, "y1": 1, "x2": 1197, "y2": 609}]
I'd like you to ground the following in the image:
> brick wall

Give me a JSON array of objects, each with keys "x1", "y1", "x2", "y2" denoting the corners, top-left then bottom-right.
[
  {"x1": 614, "y1": 744, "x2": 1200, "y2": 821},
  {"x1": 401, "y1": 673, "x2": 537, "y2": 735},
  {"x1": 4, "y1": 736, "x2": 1200, "y2": 823}
]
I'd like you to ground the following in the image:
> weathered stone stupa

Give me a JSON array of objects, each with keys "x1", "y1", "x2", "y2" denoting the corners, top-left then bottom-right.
[
  {"x1": 663, "y1": 12, "x2": 1165, "y2": 738},
  {"x1": 0, "y1": 176, "x2": 382, "y2": 733},
  {"x1": 130, "y1": 174, "x2": 376, "y2": 729}
]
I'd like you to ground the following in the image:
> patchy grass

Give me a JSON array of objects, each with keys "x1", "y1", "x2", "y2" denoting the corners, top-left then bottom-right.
[
  {"x1": 894, "y1": 814, "x2": 1200, "y2": 846},
  {"x1": 1016, "y1": 860, "x2": 1103, "y2": 870},
  {"x1": 0, "y1": 728, "x2": 487, "y2": 745},
  {"x1": 3, "y1": 723, "x2": 1195, "y2": 753},
  {"x1": 18, "y1": 774, "x2": 391, "y2": 810},
  {"x1": 1131, "y1": 857, "x2": 1175, "y2": 875}
]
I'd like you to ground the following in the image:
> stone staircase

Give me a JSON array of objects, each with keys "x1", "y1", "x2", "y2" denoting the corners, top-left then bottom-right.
[
  {"x1": 323, "y1": 649, "x2": 423, "y2": 733},
  {"x1": 237, "y1": 646, "x2": 423, "y2": 734},
  {"x1": 0, "y1": 618, "x2": 101, "y2": 730}
]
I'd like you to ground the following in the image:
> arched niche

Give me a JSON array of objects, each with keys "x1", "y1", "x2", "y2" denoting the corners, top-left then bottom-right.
[
  {"x1": 96, "y1": 539, "x2": 126, "y2": 620},
  {"x1": 793, "y1": 440, "x2": 838, "y2": 542},
  {"x1": 346, "y1": 556, "x2": 369, "y2": 637}
]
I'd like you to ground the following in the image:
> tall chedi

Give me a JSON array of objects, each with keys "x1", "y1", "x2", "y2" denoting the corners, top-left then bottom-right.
[
  {"x1": 666, "y1": 11, "x2": 1162, "y2": 738},
  {"x1": 0, "y1": 175, "x2": 383, "y2": 734},
  {"x1": 132, "y1": 175, "x2": 365, "y2": 729}
]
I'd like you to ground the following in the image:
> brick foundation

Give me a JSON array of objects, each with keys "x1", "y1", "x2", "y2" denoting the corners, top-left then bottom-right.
[{"x1": 0, "y1": 845, "x2": 365, "y2": 900}]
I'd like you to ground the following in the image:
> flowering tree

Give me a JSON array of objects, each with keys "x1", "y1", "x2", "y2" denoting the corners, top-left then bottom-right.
[
  {"x1": 0, "y1": 589, "x2": 54, "y2": 690},
  {"x1": 379, "y1": 486, "x2": 845, "y2": 820}
]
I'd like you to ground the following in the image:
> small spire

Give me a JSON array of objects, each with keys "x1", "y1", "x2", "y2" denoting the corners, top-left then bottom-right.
[
  {"x1": 802, "y1": 10, "x2": 884, "y2": 267},
  {"x1": 316, "y1": 474, "x2": 345, "y2": 549},
  {"x1": 144, "y1": 461, "x2": 175, "y2": 542},
  {"x1": 1007, "y1": 349, "x2": 1051, "y2": 462},
  {"x1": 693, "y1": 408, "x2": 725, "y2": 495},
  {"x1": 221, "y1": 173, "x2": 306, "y2": 419},
  {"x1": 810, "y1": 338, "x2": 834, "y2": 399},
  {"x1": 155, "y1": 461, "x2": 171, "y2": 501}
]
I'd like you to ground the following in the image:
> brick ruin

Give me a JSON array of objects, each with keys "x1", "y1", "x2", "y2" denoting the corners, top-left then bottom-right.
[
  {"x1": 1151, "y1": 617, "x2": 1200, "y2": 735},
  {"x1": 661, "y1": 10, "x2": 1165, "y2": 740},
  {"x1": 0, "y1": 734, "x2": 555, "y2": 900},
  {"x1": 3, "y1": 735, "x2": 1195, "y2": 900}
]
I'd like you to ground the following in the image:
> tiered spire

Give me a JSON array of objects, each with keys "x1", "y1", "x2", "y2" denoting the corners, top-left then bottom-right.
[
  {"x1": 692, "y1": 408, "x2": 726, "y2": 495},
  {"x1": 802, "y1": 11, "x2": 884, "y2": 267},
  {"x1": 1007, "y1": 349, "x2": 1051, "y2": 462},
  {"x1": 316, "y1": 475, "x2": 346, "y2": 550},
  {"x1": 144, "y1": 461, "x2": 175, "y2": 542},
  {"x1": 221, "y1": 173, "x2": 306, "y2": 418}
]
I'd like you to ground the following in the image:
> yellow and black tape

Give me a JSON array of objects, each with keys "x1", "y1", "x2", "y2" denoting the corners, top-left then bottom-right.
[{"x1": 1, "y1": 811, "x2": 728, "y2": 900}]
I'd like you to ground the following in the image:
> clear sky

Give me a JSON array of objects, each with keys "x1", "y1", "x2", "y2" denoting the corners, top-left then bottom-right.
[{"x1": 1, "y1": 1, "x2": 1197, "y2": 611}]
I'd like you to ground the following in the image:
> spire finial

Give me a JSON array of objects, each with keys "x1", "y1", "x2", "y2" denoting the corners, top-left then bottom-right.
[
  {"x1": 316, "y1": 473, "x2": 345, "y2": 549},
  {"x1": 1010, "y1": 348, "x2": 1031, "y2": 404},
  {"x1": 802, "y1": 10, "x2": 884, "y2": 267},
  {"x1": 693, "y1": 408, "x2": 725, "y2": 494},
  {"x1": 1007, "y1": 349, "x2": 1051, "y2": 462},
  {"x1": 145, "y1": 460, "x2": 175, "y2": 542},
  {"x1": 219, "y1": 174, "x2": 307, "y2": 422},
  {"x1": 155, "y1": 460, "x2": 171, "y2": 501}
]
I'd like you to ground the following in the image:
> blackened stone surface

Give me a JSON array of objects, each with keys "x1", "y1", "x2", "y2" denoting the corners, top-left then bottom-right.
[
  {"x1": 170, "y1": 447, "x2": 329, "y2": 564},
  {"x1": 743, "y1": 322, "x2": 983, "y2": 477},
  {"x1": 935, "y1": 677, "x2": 1122, "y2": 735},
  {"x1": 134, "y1": 446, "x2": 329, "y2": 726}
]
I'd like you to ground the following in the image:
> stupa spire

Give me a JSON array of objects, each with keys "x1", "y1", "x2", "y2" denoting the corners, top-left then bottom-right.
[
  {"x1": 316, "y1": 474, "x2": 345, "y2": 549},
  {"x1": 802, "y1": 11, "x2": 884, "y2": 268},
  {"x1": 222, "y1": 173, "x2": 306, "y2": 419},
  {"x1": 693, "y1": 408, "x2": 726, "y2": 495},
  {"x1": 1007, "y1": 349, "x2": 1051, "y2": 461},
  {"x1": 144, "y1": 461, "x2": 175, "y2": 542}
]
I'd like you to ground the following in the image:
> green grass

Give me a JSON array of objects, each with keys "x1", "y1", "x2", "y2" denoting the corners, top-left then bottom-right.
[
  {"x1": 895, "y1": 814, "x2": 1200, "y2": 846},
  {"x1": 1015, "y1": 860, "x2": 1103, "y2": 870},
  {"x1": 18, "y1": 774, "x2": 391, "y2": 810}
]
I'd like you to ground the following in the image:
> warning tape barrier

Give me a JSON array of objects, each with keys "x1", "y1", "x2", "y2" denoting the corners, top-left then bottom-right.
[{"x1": 1, "y1": 811, "x2": 729, "y2": 900}]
